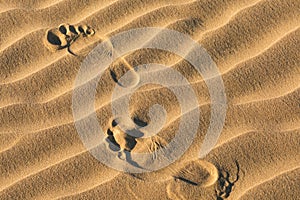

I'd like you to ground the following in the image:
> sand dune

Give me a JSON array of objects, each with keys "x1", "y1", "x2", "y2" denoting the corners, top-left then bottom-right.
[{"x1": 0, "y1": 0, "x2": 299, "y2": 199}]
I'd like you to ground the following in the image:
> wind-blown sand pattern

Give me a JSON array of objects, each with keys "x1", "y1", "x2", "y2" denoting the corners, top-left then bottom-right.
[{"x1": 0, "y1": 0, "x2": 299, "y2": 199}]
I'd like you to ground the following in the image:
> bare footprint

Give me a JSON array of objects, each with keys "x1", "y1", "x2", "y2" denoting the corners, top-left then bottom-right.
[
  {"x1": 111, "y1": 67, "x2": 140, "y2": 88},
  {"x1": 106, "y1": 118, "x2": 138, "y2": 153},
  {"x1": 167, "y1": 159, "x2": 218, "y2": 199},
  {"x1": 44, "y1": 28, "x2": 68, "y2": 52},
  {"x1": 215, "y1": 161, "x2": 240, "y2": 200},
  {"x1": 174, "y1": 160, "x2": 218, "y2": 188},
  {"x1": 44, "y1": 23, "x2": 95, "y2": 55},
  {"x1": 104, "y1": 38, "x2": 140, "y2": 88}
]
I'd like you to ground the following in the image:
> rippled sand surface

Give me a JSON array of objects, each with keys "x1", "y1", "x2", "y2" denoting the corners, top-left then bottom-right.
[{"x1": 0, "y1": 0, "x2": 299, "y2": 199}]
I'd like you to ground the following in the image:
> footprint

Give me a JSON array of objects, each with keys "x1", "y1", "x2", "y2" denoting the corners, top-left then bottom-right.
[
  {"x1": 44, "y1": 28, "x2": 68, "y2": 52},
  {"x1": 167, "y1": 160, "x2": 218, "y2": 199},
  {"x1": 110, "y1": 66, "x2": 140, "y2": 88},
  {"x1": 215, "y1": 161, "x2": 240, "y2": 200},
  {"x1": 105, "y1": 128, "x2": 121, "y2": 152},
  {"x1": 106, "y1": 119, "x2": 138, "y2": 152},
  {"x1": 174, "y1": 160, "x2": 219, "y2": 188},
  {"x1": 117, "y1": 69, "x2": 140, "y2": 88},
  {"x1": 44, "y1": 23, "x2": 95, "y2": 55},
  {"x1": 109, "y1": 48, "x2": 140, "y2": 88}
]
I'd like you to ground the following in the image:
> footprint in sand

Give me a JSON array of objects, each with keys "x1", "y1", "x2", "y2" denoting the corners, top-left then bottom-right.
[
  {"x1": 44, "y1": 23, "x2": 95, "y2": 55},
  {"x1": 105, "y1": 117, "x2": 167, "y2": 159},
  {"x1": 174, "y1": 160, "x2": 219, "y2": 187},
  {"x1": 105, "y1": 118, "x2": 139, "y2": 157},
  {"x1": 215, "y1": 161, "x2": 240, "y2": 200},
  {"x1": 110, "y1": 68, "x2": 140, "y2": 88},
  {"x1": 167, "y1": 160, "x2": 219, "y2": 199}
]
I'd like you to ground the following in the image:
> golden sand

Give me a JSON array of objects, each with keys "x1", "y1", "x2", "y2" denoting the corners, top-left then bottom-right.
[{"x1": 0, "y1": 0, "x2": 299, "y2": 199}]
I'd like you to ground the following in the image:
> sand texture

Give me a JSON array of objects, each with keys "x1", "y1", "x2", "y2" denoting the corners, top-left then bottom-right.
[{"x1": 0, "y1": 0, "x2": 299, "y2": 199}]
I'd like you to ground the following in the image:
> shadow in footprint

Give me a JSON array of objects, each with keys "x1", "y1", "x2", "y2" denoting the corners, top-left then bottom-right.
[
  {"x1": 173, "y1": 160, "x2": 219, "y2": 188},
  {"x1": 69, "y1": 25, "x2": 79, "y2": 35},
  {"x1": 174, "y1": 176, "x2": 198, "y2": 186},
  {"x1": 47, "y1": 31, "x2": 62, "y2": 46},
  {"x1": 78, "y1": 26, "x2": 85, "y2": 34},
  {"x1": 110, "y1": 64, "x2": 140, "y2": 88},
  {"x1": 106, "y1": 128, "x2": 121, "y2": 152},
  {"x1": 59, "y1": 24, "x2": 68, "y2": 35},
  {"x1": 110, "y1": 70, "x2": 119, "y2": 84},
  {"x1": 106, "y1": 119, "x2": 139, "y2": 152},
  {"x1": 133, "y1": 117, "x2": 148, "y2": 127},
  {"x1": 215, "y1": 161, "x2": 240, "y2": 199}
]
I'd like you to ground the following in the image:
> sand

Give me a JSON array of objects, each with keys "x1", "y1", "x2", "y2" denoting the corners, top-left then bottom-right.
[{"x1": 0, "y1": 0, "x2": 299, "y2": 199}]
